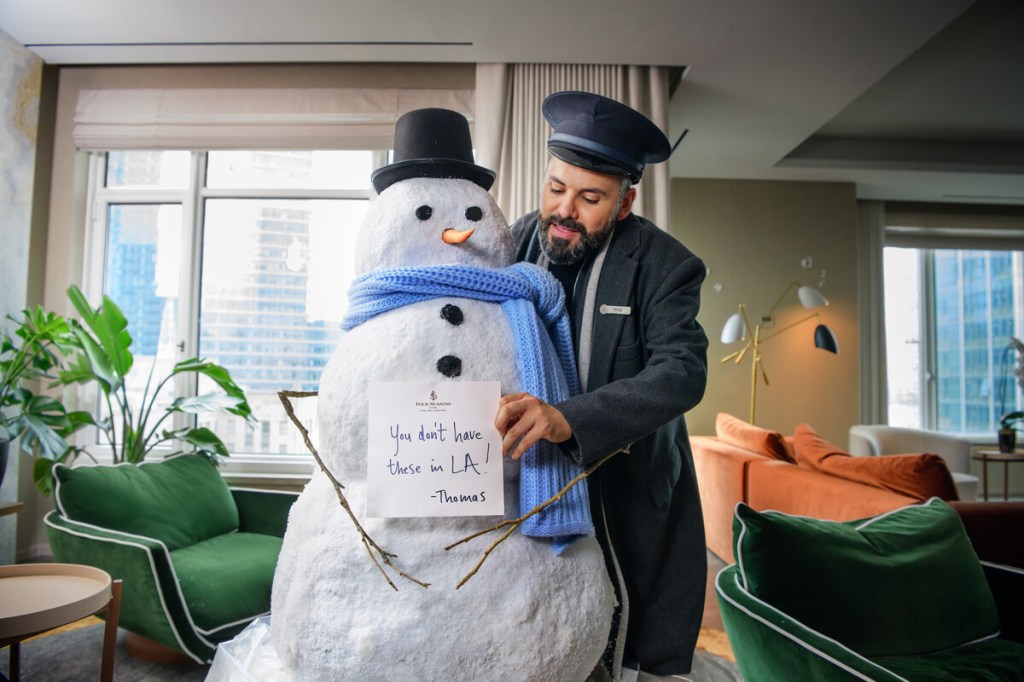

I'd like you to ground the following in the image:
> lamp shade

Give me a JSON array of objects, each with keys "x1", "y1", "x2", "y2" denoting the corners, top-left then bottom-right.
[
  {"x1": 721, "y1": 313, "x2": 746, "y2": 344},
  {"x1": 814, "y1": 323, "x2": 840, "y2": 354},
  {"x1": 797, "y1": 285, "x2": 829, "y2": 309}
]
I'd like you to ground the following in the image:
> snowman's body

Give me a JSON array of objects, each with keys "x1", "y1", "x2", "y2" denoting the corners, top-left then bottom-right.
[{"x1": 270, "y1": 178, "x2": 615, "y2": 681}]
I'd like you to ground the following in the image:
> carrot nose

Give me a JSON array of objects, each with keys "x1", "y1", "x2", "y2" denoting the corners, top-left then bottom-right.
[{"x1": 442, "y1": 228, "x2": 475, "y2": 244}]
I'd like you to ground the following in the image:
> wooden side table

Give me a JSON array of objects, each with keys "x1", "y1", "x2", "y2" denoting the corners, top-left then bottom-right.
[
  {"x1": 0, "y1": 563, "x2": 122, "y2": 682},
  {"x1": 972, "y1": 450, "x2": 1024, "y2": 501},
  {"x1": 0, "y1": 502, "x2": 23, "y2": 518}
]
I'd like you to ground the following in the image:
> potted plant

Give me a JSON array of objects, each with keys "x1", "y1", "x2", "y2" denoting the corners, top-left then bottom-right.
[
  {"x1": 0, "y1": 307, "x2": 91, "y2": 490},
  {"x1": 998, "y1": 411, "x2": 1023, "y2": 453},
  {"x1": 30, "y1": 285, "x2": 257, "y2": 493}
]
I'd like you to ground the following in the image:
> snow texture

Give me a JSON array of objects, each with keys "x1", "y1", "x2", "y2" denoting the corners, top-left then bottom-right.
[{"x1": 269, "y1": 178, "x2": 615, "y2": 681}]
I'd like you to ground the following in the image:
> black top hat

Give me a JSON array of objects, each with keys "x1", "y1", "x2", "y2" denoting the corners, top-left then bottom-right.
[
  {"x1": 543, "y1": 91, "x2": 671, "y2": 184},
  {"x1": 371, "y1": 108, "x2": 495, "y2": 193}
]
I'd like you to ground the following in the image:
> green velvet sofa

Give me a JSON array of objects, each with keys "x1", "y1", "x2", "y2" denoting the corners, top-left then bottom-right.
[
  {"x1": 717, "y1": 498, "x2": 1024, "y2": 681},
  {"x1": 44, "y1": 454, "x2": 298, "y2": 663}
]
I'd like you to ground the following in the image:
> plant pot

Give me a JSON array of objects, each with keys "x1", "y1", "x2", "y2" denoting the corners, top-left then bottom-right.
[
  {"x1": 0, "y1": 439, "x2": 8, "y2": 490},
  {"x1": 998, "y1": 428, "x2": 1017, "y2": 453}
]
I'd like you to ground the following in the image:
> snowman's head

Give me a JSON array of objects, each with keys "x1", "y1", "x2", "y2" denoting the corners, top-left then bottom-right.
[{"x1": 354, "y1": 177, "x2": 514, "y2": 274}]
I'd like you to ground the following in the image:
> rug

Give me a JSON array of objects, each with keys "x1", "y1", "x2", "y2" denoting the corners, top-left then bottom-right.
[
  {"x1": 1, "y1": 620, "x2": 209, "y2": 682},
  {"x1": 3, "y1": 620, "x2": 742, "y2": 681},
  {"x1": 689, "y1": 648, "x2": 742, "y2": 681},
  {"x1": 691, "y1": 628, "x2": 742, "y2": 682}
]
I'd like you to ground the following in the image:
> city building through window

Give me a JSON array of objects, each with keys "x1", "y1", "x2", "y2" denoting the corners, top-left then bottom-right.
[
  {"x1": 87, "y1": 150, "x2": 378, "y2": 458},
  {"x1": 884, "y1": 245, "x2": 1024, "y2": 437}
]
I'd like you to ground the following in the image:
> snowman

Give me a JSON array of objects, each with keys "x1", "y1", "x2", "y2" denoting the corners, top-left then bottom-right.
[{"x1": 268, "y1": 108, "x2": 615, "y2": 681}]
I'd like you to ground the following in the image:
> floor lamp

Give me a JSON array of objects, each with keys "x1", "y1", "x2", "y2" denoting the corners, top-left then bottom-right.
[{"x1": 720, "y1": 279, "x2": 839, "y2": 425}]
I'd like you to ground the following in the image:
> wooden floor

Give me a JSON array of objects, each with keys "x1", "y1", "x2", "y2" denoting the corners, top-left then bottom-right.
[{"x1": 696, "y1": 548, "x2": 738, "y2": 669}]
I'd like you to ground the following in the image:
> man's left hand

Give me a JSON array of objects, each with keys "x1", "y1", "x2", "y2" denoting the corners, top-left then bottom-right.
[{"x1": 494, "y1": 392, "x2": 572, "y2": 460}]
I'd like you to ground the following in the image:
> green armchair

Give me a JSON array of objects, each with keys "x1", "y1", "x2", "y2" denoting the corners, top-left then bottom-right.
[
  {"x1": 44, "y1": 454, "x2": 298, "y2": 663},
  {"x1": 717, "y1": 498, "x2": 1024, "y2": 681}
]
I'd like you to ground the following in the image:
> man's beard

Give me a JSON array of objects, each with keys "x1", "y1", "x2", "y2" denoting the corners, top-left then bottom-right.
[{"x1": 537, "y1": 211, "x2": 617, "y2": 265}]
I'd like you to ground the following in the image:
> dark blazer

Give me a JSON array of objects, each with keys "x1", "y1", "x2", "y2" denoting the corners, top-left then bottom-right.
[{"x1": 511, "y1": 210, "x2": 709, "y2": 675}]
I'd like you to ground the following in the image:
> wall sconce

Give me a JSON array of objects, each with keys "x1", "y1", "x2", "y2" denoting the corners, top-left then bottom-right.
[{"x1": 720, "y1": 279, "x2": 839, "y2": 424}]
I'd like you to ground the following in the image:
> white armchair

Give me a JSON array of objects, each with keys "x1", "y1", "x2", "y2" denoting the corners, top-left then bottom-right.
[{"x1": 848, "y1": 425, "x2": 979, "y2": 502}]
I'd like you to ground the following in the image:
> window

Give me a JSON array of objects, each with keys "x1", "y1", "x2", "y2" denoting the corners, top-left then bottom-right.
[
  {"x1": 84, "y1": 150, "x2": 384, "y2": 462},
  {"x1": 884, "y1": 245, "x2": 1024, "y2": 437}
]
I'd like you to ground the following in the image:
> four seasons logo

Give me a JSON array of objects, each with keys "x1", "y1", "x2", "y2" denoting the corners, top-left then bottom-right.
[{"x1": 415, "y1": 389, "x2": 451, "y2": 410}]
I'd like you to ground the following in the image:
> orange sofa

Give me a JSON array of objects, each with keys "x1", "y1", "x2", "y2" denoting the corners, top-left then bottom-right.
[{"x1": 692, "y1": 415, "x2": 959, "y2": 563}]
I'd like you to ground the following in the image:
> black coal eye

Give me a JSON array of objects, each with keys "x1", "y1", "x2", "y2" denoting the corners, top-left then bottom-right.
[
  {"x1": 416, "y1": 205, "x2": 433, "y2": 221},
  {"x1": 465, "y1": 206, "x2": 483, "y2": 222}
]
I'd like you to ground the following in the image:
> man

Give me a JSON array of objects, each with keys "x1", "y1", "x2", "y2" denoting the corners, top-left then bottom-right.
[{"x1": 494, "y1": 91, "x2": 709, "y2": 680}]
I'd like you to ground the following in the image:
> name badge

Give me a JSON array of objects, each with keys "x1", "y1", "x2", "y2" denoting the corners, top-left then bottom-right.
[{"x1": 599, "y1": 304, "x2": 632, "y2": 316}]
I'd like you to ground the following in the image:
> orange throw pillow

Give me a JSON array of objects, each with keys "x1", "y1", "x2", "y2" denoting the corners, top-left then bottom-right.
[
  {"x1": 715, "y1": 413, "x2": 793, "y2": 462},
  {"x1": 793, "y1": 423, "x2": 959, "y2": 501}
]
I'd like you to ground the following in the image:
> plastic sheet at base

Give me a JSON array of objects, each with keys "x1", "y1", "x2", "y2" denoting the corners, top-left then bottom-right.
[{"x1": 206, "y1": 616, "x2": 293, "y2": 682}]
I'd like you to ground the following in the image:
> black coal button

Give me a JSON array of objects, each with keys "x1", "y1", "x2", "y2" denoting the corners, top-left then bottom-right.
[
  {"x1": 441, "y1": 304, "x2": 464, "y2": 326},
  {"x1": 436, "y1": 355, "x2": 462, "y2": 378}
]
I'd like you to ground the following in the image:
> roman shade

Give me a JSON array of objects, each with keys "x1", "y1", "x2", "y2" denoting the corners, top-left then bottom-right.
[
  {"x1": 73, "y1": 87, "x2": 474, "y2": 150},
  {"x1": 885, "y1": 201, "x2": 1024, "y2": 250}
]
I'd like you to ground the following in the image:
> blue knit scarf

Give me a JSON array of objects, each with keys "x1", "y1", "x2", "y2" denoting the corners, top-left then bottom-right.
[{"x1": 342, "y1": 263, "x2": 594, "y2": 553}]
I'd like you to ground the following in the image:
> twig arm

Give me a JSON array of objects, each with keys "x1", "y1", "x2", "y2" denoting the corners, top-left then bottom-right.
[
  {"x1": 277, "y1": 390, "x2": 429, "y2": 590},
  {"x1": 445, "y1": 447, "x2": 624, "y2": 589}
]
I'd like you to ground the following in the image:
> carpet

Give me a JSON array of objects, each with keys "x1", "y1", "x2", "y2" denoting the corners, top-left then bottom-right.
[
  {"x1": 691, "y1": 628, "x2": 742, "y2": 682},
  {"x1": 2, "y1": 620, "x2": 741, "y2": 681},
  {"x1": 1, "y1": 620, "x2": 209, "y2": 682}
]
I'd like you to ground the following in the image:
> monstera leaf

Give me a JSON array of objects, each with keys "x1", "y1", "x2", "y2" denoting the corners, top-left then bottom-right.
[
  {"x1": 1, "y1": 306, "x2": 85, "y2": 495},
  {"x1": 3, "y1": 388, "x2": 92, "y2": 459}
]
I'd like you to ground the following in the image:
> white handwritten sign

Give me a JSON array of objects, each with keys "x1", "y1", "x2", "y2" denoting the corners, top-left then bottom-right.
[{"x1": 366, "y1": 381, "x2": 504, "y2": 518}]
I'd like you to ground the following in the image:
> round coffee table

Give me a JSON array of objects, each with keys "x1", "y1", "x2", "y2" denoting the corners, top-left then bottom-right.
[
  {"x1": 0, "y1": 563, "x2": 122, "y2": 682},
  {"x1": 972, "y1": 449, "x2": 1024, "y2": 501}
]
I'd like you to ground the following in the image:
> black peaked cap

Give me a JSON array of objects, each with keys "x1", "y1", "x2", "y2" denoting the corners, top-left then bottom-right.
[{"x1": 543, "y1": 91, "x2": 670, "y2": 184}]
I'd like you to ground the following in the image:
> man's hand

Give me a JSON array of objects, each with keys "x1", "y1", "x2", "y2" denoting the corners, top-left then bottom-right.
[{"x1": 493, "y1": 392, "x2": 572, "y2": 460}]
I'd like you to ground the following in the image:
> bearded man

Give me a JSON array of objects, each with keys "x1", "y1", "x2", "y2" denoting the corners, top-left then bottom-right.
[{"x1": 495, "y1": 91, "x2": 710, "y2": 681}]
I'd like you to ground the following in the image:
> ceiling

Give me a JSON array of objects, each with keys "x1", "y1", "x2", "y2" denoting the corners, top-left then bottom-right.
[{"x1": 2, "y1": 0, "x2": 1022, "y2": 204}]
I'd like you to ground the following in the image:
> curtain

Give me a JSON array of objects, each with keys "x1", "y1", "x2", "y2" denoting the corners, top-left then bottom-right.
[
  {"x1": 72, "y1": 88, "x2": 474, "y2": 150},
  {"x1": 475, "y1": 63, "x2": 671, "y2": 228},
  {"x1": 857, "y1": 200, "x2": 888, "y2": 425}
]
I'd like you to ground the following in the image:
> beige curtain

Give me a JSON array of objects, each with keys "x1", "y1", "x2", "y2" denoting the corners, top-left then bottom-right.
[
  {"x1": 475, "y1": 64, "x2": 671, "y2": 228},
  {"x1": 857, "y1": 200, "x2": 888, "y2": 424}
]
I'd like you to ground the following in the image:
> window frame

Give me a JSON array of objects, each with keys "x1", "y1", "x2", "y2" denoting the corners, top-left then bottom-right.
[
  {"x1": 80, "y1": 149, "x2": 387, "y2": 485},
  {"x1": 881, "y1": 235, "x2": 1024, "y2": 441}
]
